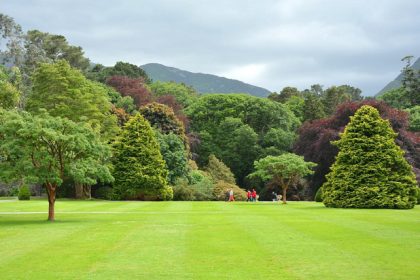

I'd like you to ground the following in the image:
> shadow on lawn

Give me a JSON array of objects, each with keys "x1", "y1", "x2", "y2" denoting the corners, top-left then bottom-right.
[{"x1": 0, "y1": 218, "x2": 85, "y2": 227}]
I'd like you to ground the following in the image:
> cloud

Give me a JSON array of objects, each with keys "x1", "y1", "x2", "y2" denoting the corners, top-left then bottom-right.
[{"x1": 2, "y1": 0, "x2": 420, "y2": 95}]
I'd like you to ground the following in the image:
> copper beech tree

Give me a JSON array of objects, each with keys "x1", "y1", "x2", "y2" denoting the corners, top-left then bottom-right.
[{"x1": 0, "y1": 110, "x2": 113, "y2": 221}]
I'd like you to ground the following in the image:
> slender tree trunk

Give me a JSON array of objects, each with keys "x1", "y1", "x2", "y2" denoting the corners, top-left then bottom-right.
[
  {"x1": 46, "y1": 183, "x2": 56, "y2": 221},
  {"x1": 282, "y1": 187, "x2": 288, "y2": 204}
]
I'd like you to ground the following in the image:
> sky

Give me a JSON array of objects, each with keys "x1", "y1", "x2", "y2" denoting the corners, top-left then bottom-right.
[{"x1": 2, "y1": 0, "x2": 420, "y2": 96}]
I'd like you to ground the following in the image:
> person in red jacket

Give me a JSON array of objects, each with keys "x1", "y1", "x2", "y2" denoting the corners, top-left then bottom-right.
[
  {"x1": 252, "y1": 189, "x2": 257, "y2": 202},
  {"x1": 247, "y1": 190, "x2": 251, "y2": 202}
]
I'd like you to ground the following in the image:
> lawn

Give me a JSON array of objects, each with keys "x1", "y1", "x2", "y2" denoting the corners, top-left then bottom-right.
[{"x1": 0, "y1": 200, "x2": 419, "y2": 279}]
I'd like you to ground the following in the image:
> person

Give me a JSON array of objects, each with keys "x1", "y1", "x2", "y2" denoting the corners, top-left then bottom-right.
[
  {"x1": 247, "y1": 190, "x2": 251, "y2": 202},
  {"x1": 229, "y1": 189, "x2": 235, "y2": 202},
  {"x1": 272, "y1": 191, "x2": 278, "y2": 202},
  {"x1": 225, "y1": 189, "x2": 230, "y2": 201},
  {"x1": 252, "y1": 189, "x2": 257, "y2": 202}
]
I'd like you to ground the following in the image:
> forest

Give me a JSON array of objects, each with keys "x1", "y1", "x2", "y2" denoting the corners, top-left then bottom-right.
[{"x1": 0, "y1": 14, "x2": 419, "y2": 220}]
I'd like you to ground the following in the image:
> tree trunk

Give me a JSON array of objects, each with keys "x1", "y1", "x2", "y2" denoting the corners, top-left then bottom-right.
[
  {"x1": 46, "y1": 183, "x2": 56, "y2": 221},
  {"x1": 75, "y1": 182, "x2": 83, "y2": 199},
  {"x1": 282, "y1": 187, "x2": 287, "y2": 204},
  {"x1": 83, "y1": 185, "x2": 91, "y2": 199}
]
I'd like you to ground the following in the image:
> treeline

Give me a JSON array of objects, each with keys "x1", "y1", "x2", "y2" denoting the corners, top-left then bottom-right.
[{"x1": 0, "y1": 14, "x2": 419, "y2": 216}]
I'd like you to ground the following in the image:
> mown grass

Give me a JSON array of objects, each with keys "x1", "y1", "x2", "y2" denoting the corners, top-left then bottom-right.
[{"x1": 0, "y1": 200, "x2": 419, "y2": 279}]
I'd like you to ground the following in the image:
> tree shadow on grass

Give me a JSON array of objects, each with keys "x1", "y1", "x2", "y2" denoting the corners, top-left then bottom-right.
[{"x1": 0, "y1": 217, "x2": 86, "y2": 227}]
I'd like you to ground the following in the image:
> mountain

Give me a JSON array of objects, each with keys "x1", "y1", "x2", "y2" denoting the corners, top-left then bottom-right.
[
  {"x1": 140, "y1": 63, "x2": 271, "y2": 97},
  {"x1": 376, "y1": 57, "x2": 420, "y2": 96}
]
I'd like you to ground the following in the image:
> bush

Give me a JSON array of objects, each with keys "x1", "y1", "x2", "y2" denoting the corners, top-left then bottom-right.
[
  {"x1": 8, "y1": 186, "x2": 19, "y2": 196},
  {"x1": 315, "y1": 187, "x2": 323, "y2": 202},
  {"x1": 94, "y1": 187, "x2": 113, "y2": 200},
  {"x1": 417, "y1": 188, "x2": 420, "y2": 205},
  {"x1": 213, "y1": 181, "x2": 247, "y2": 201},
  {"x1": 190, "y1": 175, "x2": 214, "y2": 201},
  {"x1": 173, "y1": 179, "x2": 195, "y2": 201},
  {"x1": 160, "y1": 186, "x2": 174, "y2": 201},
  {"x1": 18, "y1": 185, "x2": 30, "y2": 200}
]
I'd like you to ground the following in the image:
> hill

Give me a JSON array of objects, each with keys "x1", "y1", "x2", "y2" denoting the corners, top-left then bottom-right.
[
  {"x1": 376, "y1": 57, "x2": 420, "y2": 96},
  {"x1": 140, "y1": 63, "x2": 271, "y2": 97}
]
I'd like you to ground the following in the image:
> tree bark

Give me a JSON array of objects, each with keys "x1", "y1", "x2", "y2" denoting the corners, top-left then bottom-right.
[
  {"x1": 83, "y1": 185, "x2": 91, "y2": 199},
  {"x1": 46, "y1": 183, "x2": 56, "y2": 221},
  {"x1": 282, "y1": 187, "x2": 287, "y2": 204},
  {"x1": 75, "y1": 182, "x2": 83, "y2": 199}
]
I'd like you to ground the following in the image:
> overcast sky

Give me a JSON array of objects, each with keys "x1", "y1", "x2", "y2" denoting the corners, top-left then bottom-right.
[{"x1": 2, "y1": 0, "x2": 420, "y2": 95}]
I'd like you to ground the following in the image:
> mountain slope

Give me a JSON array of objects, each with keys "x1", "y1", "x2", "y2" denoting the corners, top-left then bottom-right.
[
  {"x1": 140, "y1": 63, "x2": 271, "y2": 97},
  {"x1": 377, "y1": 57, "x2": 420, "y2": 96}
]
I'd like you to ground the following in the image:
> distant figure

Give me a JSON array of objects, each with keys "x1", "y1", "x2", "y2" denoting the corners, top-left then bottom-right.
[
  {"x1": 225, "y1": 189, "x2": 230, "y2": 201},
  {"x1": 229, "y1": 189, "x2": 235, "y2": 202},
  {"x1": 252, "y1": 189, "x2": 257, "y2": 202},
  {"x1": 247, "y1": 190, "x2": 251, "y2": 202},
  {"x1": 272, "y1": 191, "x2": 278, "y2": 202}
]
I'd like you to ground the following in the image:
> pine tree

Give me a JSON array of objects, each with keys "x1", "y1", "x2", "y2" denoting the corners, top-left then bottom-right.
[
  {"x1": 112, "y1": 113, "x2": 169, "y2": 200},
  {"x1": 323, "y1": 105, "x2": 418, "y2": 209}
]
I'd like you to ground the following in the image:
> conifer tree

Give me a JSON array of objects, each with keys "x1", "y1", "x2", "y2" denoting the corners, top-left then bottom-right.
[
  {"x1": 323, "y1": 105, "x2": 418, "y2": 209},
  {"x1": 112, "y1": 113, "x2": 170, "y2": 200}
]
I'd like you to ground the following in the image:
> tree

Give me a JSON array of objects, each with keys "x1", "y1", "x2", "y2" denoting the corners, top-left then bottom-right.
[
  {"x1": 27, "y1": 60, "x2": 118, "y2": 141},
  {"x1": 322, "y1": 86, "x2": 351, "y2": 115},
  {"x1": 249, "y1": 153, "x2": 316, "y2": 203},
  {"x1": 112, "y1": 114, "x2": 169, "y2": 200},
  {"x1": 87, "y1": 61, "x2": 151, "y2": 84},
  {"x1": 204, "y1": 154, "x2": 236, "y2": 185},
  {"x1": 150, "y1": 81, "x2": 198, "y2": 107},
  {"x1": 0, "y1": 14, "x2": 24, "y2": 66},
  {"x1": 322, "y1": 105, "x2": 418, "y2": 209},
  {"x1": 106, "y1": 75, "x2": 152, "y2": 107},
  {"x1": 401, "y1": 56, "x2": 420, "y2": 107},
  {"x1": 23, "y1": 29, "x2": 90, "y2": 73},
  {"x1": 140, "y1": 102, "x2": 185, "y2": 136},
  {"x1": 155, "y1": 131, "x2": 189, "y2": 185},
  {"x1": 303, "y1": 93, "x2": 326, "y2": 121},
  {"x1": 407, "y1": 106, "x2": 420, "y2": 132},
  {"x1": 294, "y1": 100, "x2": 420, "y2": 198},
  {"x1": 0, "y1": 66, "x2": 21, "y2": 108},
  {"x1": 0, "y1": 110, "x2": 113, "y2": 220}
]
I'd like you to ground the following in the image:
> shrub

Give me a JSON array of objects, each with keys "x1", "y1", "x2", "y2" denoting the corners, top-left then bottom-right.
[
  {"x1": 190, "y1": 175, "x2": 214, "y2": 201},
  {"x1": 160, "y1": 186, "x2": 174, "y2": 201},
  {"x1": 18, "y1": 185, "x2": 30, "y2": 200},
  {"x1": 315, "y1": 187, "x2": 323, "y2": 202},
  {"x1": 8, "y1": 186, "x2": 19, "y2": 196},
  {"x1": 417, "y1": 188, "x2": 420, "y2": 205},
  {"x1": 173, "y1": 179, "x2": 195, "y2": 201},
  {"x1": 94, "y1": 187, "x2": 113, "y2": 200},
  {"x1": 213, "y1": 181, "x2": 247, "y2": 201},
  {"x1": 205, "y1": 155, "x2": 236, "y2": 185}
]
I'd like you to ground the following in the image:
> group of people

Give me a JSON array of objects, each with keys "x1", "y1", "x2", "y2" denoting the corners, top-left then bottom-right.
[
  {"x1": 246, "y1": 189, "x2": 257, "y2": 202},
  {"x1": 226, "y1": 189, "x2": 282, "y2": 202}
]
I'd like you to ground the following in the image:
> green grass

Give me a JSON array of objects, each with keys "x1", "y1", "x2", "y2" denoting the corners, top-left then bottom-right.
[{"x1": 0, "y1": 200, "x2": 419, "y2": 279}]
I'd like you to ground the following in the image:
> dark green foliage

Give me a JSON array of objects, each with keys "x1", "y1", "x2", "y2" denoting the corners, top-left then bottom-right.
[
  {"x1": 315, "y1": 187, "x2": 323, "y2": 202},
  {"x1": 407, "y1": 106, "x2": 420, "y2": 131},
  {"x1": 112, "y1": 114, "x2": 169, "y2": 200},
  {"x1": 94, "y1": 187, "x2": 113, "y2": 200},
  {"x1": 87, "y1": 61, "x2": 151, "y2": 84},
  {"x1": 18, "y1": 185, "x2": 30, "y2": 200},
  {"x1": 186, "y1": 94, "x2": 299, "y2": 185},
  {"x1": 204, "y1": 155, "x2": 236, "y2": 185},
  {"x1": 323, "y1": 105, "x2": 418, "y2": 209},
  {"x1": 155, "y1": 131, "x2": 189, "y2": 185},
  {"x1": 303, "y1": 93, "x2": 326, "y2": 121}
]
